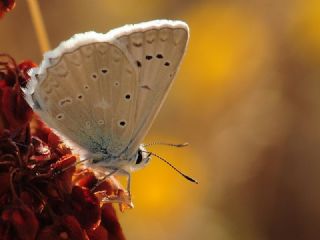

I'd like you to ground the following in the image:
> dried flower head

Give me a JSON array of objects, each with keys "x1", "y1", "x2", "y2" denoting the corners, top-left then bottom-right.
[{"x1": 0, "y1": 54, "x2": 127, "y2": 239}]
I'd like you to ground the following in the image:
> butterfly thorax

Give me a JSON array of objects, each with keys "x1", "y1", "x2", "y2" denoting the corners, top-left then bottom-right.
[{"x1": 87, "y1": 145, "x2": 150, "y2": 172}]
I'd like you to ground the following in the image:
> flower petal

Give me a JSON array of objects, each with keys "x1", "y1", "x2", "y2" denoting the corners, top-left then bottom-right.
[
  {"x1": 0, "y1": 173, "x2": 10, "y2": 196},
  {"x1": 0, "y1": 204, "x2": 39, "y2": 240},
  {"x1": 101, "y1": 204, "x2": 125, "y2": 240},
  {"x1": 73, "y1": 169, "x2": 98, "y2": 189},
  {"x1": 1, "y1": 86, "x2": 33, "y2": 131},
  {"x1": 71, "y1": 186, "x2": 101, "y2": 230},
  {"x1": 17, "y1": 60, "x2": 36, "y2": 87},
  {"x1": 86, "y1": 225, "x2": 109, "y2": 240}
]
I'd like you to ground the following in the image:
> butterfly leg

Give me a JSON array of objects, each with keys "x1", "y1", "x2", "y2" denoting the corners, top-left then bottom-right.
[
  {"x1": 93, "y1": 169, "x2": 134, "y2": 210},
  {"x1": 53, "y1": 158, "x2": 91, "y2": 176},
  {"x1": 110, "y1": 169, "x2": 132, "y2": 202},
  {"x1": 116, "y1": 169, "x2": 131, "y2": 199},
  {"x1": 125, "y1": 171, "x2": 132, "y2": 199},
  {"x1": 91, "y1": 168, "x2": 119, "y2": 191}
]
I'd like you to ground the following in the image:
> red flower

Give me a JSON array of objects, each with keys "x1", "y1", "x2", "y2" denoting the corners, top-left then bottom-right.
[
  {"x1": 0, "y1": 54, "x2": 34, "y2": 133},
  {"x1": 0, "y1": 0, "x2": 15, "y2": 18},
  {"x1": 0, "y1": 54, "x2": 128, "y2": 239}
]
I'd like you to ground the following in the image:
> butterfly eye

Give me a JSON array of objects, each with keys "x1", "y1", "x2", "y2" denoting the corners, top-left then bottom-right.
[{"x1": 135, "y1": 150, "x2": 143, "y2": 164}]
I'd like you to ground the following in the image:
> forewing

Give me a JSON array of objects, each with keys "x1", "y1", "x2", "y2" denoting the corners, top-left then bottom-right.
[
  {"x1": 112, "y1": 20, "x2": 189, "y2": 157},
  {"x1": 26, "y1": 40, "x2": 138, "y2": 156}
]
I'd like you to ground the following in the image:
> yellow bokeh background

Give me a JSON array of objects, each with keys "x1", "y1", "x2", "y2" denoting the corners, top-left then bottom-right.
[{"x1": 1, "y1": 0, "x2": 320, "y2": 239}]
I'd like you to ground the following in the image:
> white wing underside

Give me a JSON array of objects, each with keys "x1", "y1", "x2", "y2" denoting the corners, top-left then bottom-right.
[{"x1": 24, "y1": 20, "x2": 189, "y2": 159}]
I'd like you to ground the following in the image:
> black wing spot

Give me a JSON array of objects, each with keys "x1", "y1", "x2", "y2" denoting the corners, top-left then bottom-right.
[
  {"x1": 119, "y1": 120, "x2": 127, "y2": 127},
  {"x1": 77, "y1": 94, "x2": 83, "y2": 100},
  {"x1": 136, "y1": 61, "x2": 142, "y2": 67},
  {"x1": 146, "y1": 55, "x2": 152, "y2": 60},
  {"x1": 156, "y1": 54, "x2": 163, "y2": 59},
  {"x1": 91, "y1": 73, "x2": 97, "y2": 80},
  {"x1": 125, "y1": 94, "x2": 131, "y2": 100},
  {"x1": 56, "y1": 113, "x2": 64, "y2": 120},
  {"x1": 101, "y1": 68, "x2": 108, "y2": 74},
  {"x1": 164, "y1": 61, "x2": 170, "y2": 66}
]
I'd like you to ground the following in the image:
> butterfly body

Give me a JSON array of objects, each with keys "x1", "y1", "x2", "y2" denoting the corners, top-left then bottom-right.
[
  {"x1": 87, "y1": 145, "x2": 150, "y2": 173},
  {"x1": 24, "y1": 20, "x2": 189, "y2": 190}
]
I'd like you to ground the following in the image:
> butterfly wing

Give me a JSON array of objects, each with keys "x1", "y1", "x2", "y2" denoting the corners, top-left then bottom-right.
[
  {"x1": 24, "y1": 20, "x2": 189, "y2": 162},
  {"x1": 110, "y1": 20, "x2": 189, "y2": 157},
  {"x1": 25, "y1": 34, "x2": 139, "y2": 157}
]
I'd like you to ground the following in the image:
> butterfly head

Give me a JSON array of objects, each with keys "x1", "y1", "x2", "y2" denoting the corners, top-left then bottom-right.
[{"x1": 130, "y1": 145, "x2": 151, "y2": 171}]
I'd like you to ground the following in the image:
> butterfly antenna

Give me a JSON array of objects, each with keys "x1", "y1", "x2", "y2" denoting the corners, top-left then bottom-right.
[
  {"x1": 143, "y1": 142, "x2": 189, "y2": 148},
  {"x1": 142, "y1": 151, "x2": 198, "y2": 184}
]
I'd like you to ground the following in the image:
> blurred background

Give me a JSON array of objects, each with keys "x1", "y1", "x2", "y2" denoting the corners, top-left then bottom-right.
[{"x1": 1, "y1": 0, "x2": 320, "y2": 239}]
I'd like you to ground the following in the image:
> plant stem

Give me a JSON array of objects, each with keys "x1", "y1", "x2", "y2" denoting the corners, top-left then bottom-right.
[{"x1": 26, "y1": 0, "x2": 50, "y2": 53}]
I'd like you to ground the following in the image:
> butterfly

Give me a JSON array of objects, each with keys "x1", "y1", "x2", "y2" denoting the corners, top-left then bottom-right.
[{"x1": 24, "y1": 19, "x2": 191, "y2": 201}]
